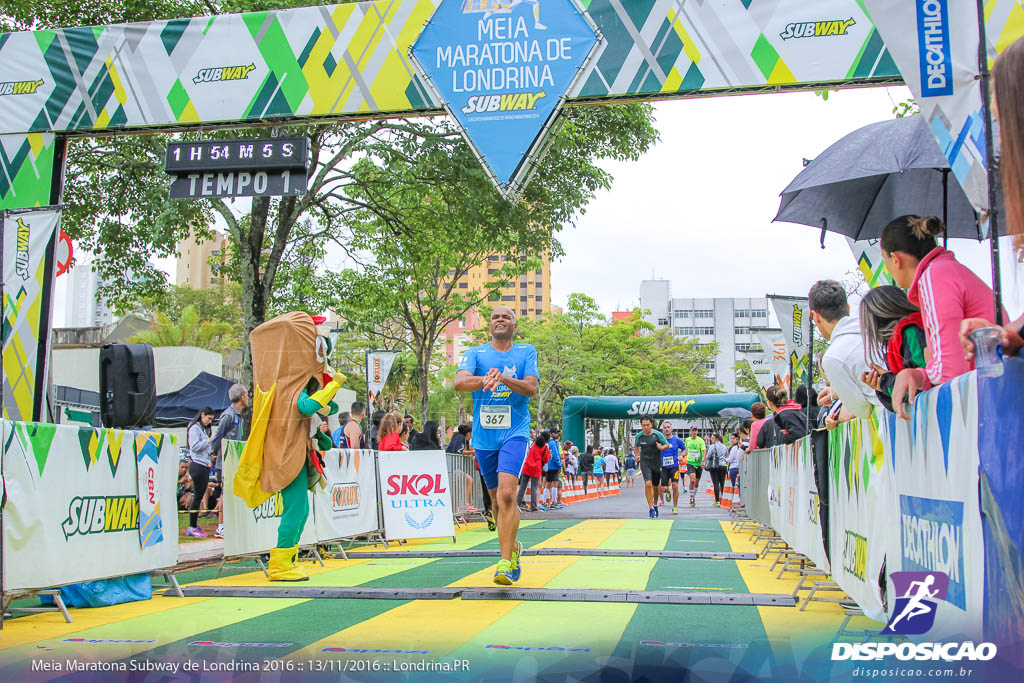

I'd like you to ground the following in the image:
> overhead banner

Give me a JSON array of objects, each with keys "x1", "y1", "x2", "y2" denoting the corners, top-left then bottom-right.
[
  {"x1": 863, "y1": 1, "x2": 1024, "y2": 230},
  {"x1": 767, "y1": 439, "x2": 829, "y2": 572},
  {"x1": 886, "y1": 372, "x2": 984, "y2": 641},
  {"x1": 221, "y1": 440, "x2": 316, "y2": 557},
  {"x1": 1, "y1": 421, "x2": 178, "y2": 591},
  {"x1": 377, "y1": 449, "x2": 456, "y2": 541},
  {"x1": 2, "y1": 208, "x2": 59, "y2": 422},
  {"x1": 410, "y1": 0, "x2": 600, "y2": 197},
  {"x1": 768, "y1": 296, "x2": 810, "y2": 386},
  {"x1": 312, "y1": 448, "x2": 380, "y2": 541},
  {"x1": 365, "y1": 350, "x2": 400, "y2": 417},
  {"x1": 846, "y1": 237, "x2": 895, "y2": 289}
]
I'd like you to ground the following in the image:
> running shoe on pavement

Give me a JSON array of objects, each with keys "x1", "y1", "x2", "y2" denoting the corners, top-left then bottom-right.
[
  {"x1": 215, "y1": 524, "x2": 224, "y2": 538},
  {"x1": 672, "y1": 506, "x2": 678, "y2": 514},
  {"x1": 654, "y1": 506, "x2": 659, "y2": 518},
  {"x1": 649, "y1": 507, "x2": 656, "y2": 518},
  {"x1": 690, "y1": 496, "x2": 696, "y2": 508},
  {"x1": 186, "y1": 527, "x2": 207, "y2": 538},
  {"x1": 494, "y1": 560, "x2": 515, "y2": 585},
  {"x1": 713, "y1": 501, "x2": 720, "y2": 507},
  {"x1": 509, "y1": 540, "x2": 523, "y2": 581},
  {"x1": 485, "y1": 510, "x2": 497, "y2": 531}
]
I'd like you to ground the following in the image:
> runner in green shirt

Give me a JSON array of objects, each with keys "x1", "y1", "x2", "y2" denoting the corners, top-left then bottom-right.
[{"x1": 684, "y1": 426, "x2": 707, "y2": 508}]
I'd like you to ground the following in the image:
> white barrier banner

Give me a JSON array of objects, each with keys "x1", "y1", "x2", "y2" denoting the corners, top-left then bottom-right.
[
  {"x1": 885, "y1": 373, "x2": 984, "y2": 640},
  {"x1": 767, "y1": 439, "x2": 829, "y2": 573},
  {"x1": 222, "y1": 440, "x2": 315, "y2": 557},
  {"x1": 312, "y1": 448, "x2": 379, "y2": 541},
  {"x1": 828, "y1": 414, "x2": 896, "y2": 622},
  {"x1": 378, "y1": 450, "x2": 455, "y2": 541},
  {"x1": 1, "y1": 421, "x2": 178, "y2": 591}
]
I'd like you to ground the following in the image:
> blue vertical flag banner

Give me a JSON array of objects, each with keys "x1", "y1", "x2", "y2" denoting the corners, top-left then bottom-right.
[
  {"x1": 411, "y1": 0, "x2": 601, "y2": 197},
  {"x1": 135, "y1": 432, "x2": 167, "y2": 549}
]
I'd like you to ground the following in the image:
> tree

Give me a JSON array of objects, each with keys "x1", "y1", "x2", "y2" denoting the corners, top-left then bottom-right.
[
  {"x1": 337, "y1": 107, "x2": 658, "y2": 422},
  {"x1": 8, "y1": 1, "x2": 659, "y2": 401},
  {"x1": 732, "y1": 359, "x2": 765, "y2": 397},
  {"x1": 129, "y1": 305, "x2": 235, "y2": 353}
]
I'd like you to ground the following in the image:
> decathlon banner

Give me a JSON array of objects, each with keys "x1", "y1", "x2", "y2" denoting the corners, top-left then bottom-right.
[
  {"x1": 767, "y1": 439, "x2": 829, "y2": 573},
  {"x1": 846, "y1": 237, "x2": 894, "y2": 289},
  {"x1": 768, "y1": 296, "x2": 811, "y2": 385},
  {"x1": 365, "y1": 350, "x2": 399, "y2": 418},
  {"x1": 377, "y1": 449, "x2": 456, "y2": 541},
  {"x1": 221, "y1": 440, "x2": 316, "y2": 557},
  {"x1": 1, "y1": 421, "x2": 178, "y2": 592},
  {"x1": 885, "y1": 372, "x2": 984, "y2": 641},
  {"x1": 827, "y1": 414, "x2": 896, "y2": 622},
  {"x1": 311, "y1": 448, "x2": 379, "y2": 541},
  {"x1": 2, "y1": 208, "x2": 59, "y2": 423},
  {"x1": 863, "y1": 1, "x2": 1024, "y2": 231}
]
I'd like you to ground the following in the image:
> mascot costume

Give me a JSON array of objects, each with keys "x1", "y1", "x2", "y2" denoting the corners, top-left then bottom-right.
[{"x1": 234, "y1": 312, "x2": 345, "y2": 581}]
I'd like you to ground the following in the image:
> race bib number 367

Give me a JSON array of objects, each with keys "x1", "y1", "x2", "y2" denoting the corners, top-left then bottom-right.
[{"x1": 481, "y1": 405, "x2": 512, "y2": 429}]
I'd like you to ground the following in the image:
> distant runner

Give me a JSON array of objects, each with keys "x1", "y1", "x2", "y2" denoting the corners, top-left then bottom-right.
[
  {"x1": 633, "y1": 417, "x2": 670, "y2": 518},
  {"x1": 684, "y1": 426, "x2": 707, "y2": 508},
  {"x1": 455, "y1": 306, "x2": 539, "y2": 585},
  {"x1": 660, "y1": 422, "x2": 686, "y2": 514}
]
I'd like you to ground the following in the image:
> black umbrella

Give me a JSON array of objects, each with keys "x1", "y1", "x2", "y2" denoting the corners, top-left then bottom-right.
[{"x1": 774, "y1": 115, "x2": 981, "y2": 244}]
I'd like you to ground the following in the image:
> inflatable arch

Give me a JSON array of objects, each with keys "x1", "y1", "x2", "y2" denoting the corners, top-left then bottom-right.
[{"x1": 561, "y1": 393, "x2": 759, "y2": 449}]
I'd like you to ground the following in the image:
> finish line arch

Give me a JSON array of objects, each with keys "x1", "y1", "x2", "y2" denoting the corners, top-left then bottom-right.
[{"x1": 561, "y1": 393, "x2": 759, "y2": 449}]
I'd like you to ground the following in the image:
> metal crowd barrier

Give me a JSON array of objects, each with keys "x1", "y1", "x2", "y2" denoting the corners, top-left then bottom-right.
[
  {"x1": 446, "y1": 452, "x2": 486, "y2": 525},
  {"x1": 739, "y1": 449, "x2": 770, "y2": 527}
]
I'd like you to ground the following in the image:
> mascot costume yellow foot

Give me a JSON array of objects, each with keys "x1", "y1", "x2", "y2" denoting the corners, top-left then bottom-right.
[{"x1": 233, "y1": 312, "x2": 345, "y2": 582}]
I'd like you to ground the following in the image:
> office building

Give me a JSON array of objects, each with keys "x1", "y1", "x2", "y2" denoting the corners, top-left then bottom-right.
[
  {"x1": 639, "y1": 279, "x2": 770, "y2": 393},
  {"x1": 176, "y1": 228, "x2": 229, "y2": 290}
]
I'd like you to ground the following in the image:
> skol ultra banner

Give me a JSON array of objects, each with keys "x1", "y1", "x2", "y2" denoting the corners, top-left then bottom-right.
[
  {"x1": 768, "y1": 295, "x2": 811, "y2": 386},
  {"x1": 863, "y1": 0, "x2": 1024, "y2": 231},
  {"x1": 885, "y1": 372, "x2": 984, "y2": 641},
  {"x1": 377, "y1": 449, "x2": 455, "y2": 541},
  {"x1": 846, "y1": 237, "x2": 895, "y2": 289},
  {"x1": 365, "y1": 350, "x2": 399, "y2": 417},
  {"x1": 221, "y1": 440, "x2": 315, "y2": 557},
  {"x1": 2, "y1": 208, "x2": 59, "y2": 422},
  {"x1": 767, "y1": 439, "x2": 829, "y2": 573},
  {"x1": 1, "y1": 421, "x2": 178, "y2": 591},
  {"x1": 312, "y1": 448, "x2": 380, "y2": 541},
  {"x1": 827, "y1": 413, "x2": 896, "y2": 622}
]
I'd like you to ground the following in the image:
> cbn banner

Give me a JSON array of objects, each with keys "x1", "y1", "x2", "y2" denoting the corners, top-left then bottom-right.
[
  {"x1": 312, "y1": 448, "x2": 380, "y2": 541},
  {"x1": 1, "y1": 421, "x2": 178, "y2": 592},
  {"x1": 2, "y1": 208, "x2": 59, "y2": 422},
  {"x1": 365, "y1": 350, "x2": 399, "y2": 417},
  {"x1": 768, "y1": 295, "x2": 810, "y2": 386},
  {"x1": 863, "y1": 0, "x2": 1024, "y2": 228},
  {"x1": 886, "y1": 372, "x2": 984, "y2": 641},
  {"x1": 378, "y1": 450, "x2": 456, "y2": 541},
  {"x1": 827, "y1": 413, "x2": 895, "y2": 622},
  {"x1": 767, "y1": 439, "x2": 829, "y2": 573},
  {"x1": 755, "y1": 328, "x2": 790, "y2": 390},
  {"x1": 221, "y1": 440, "x2": 315, "y2": 557}
]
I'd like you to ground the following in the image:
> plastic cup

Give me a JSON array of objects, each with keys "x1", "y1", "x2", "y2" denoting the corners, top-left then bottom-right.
[{"x1": 969, "y1": 327, "x2": 1004, "y2": 379}]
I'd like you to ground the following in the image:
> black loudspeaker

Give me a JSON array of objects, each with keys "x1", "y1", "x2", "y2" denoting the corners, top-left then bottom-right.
[{"x1": 99, "y1": 343, "x2": 156, "y2": 428}]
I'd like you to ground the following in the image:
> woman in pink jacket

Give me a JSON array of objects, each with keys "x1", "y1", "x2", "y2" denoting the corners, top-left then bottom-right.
[{"x1": 882, "y1": 215, "x2": 1000, "y2": 418}]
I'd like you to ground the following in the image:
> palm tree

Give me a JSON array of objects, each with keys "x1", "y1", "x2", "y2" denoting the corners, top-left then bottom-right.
[{"x1": 130, "y1": 305, "x2": 235, "y2": 354}]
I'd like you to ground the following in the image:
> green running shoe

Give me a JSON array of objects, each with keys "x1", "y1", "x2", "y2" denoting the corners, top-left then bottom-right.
[
  {"x1": 510, "y1": 540, "x2": 523, "y2": 581},
  {"x1": 493, "y1": 559, "x2": 515, "y2": 585}
]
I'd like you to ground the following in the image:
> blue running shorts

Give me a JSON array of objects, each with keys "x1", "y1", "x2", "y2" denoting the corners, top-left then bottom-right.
[{"x1": 476, "y1": 436, "x2": 530, "y2": 490}]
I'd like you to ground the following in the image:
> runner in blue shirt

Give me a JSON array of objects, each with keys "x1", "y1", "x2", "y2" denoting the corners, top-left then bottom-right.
[
  {"x1": 455, "y1": 306, "x2": 538, "y2": 585},
  {"x1": 660, "y1": 422, "x2": 686, "y2": 514}
]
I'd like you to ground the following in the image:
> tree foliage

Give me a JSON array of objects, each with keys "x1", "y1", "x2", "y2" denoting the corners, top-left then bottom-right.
[{"x1": 129, "y1": 304, "x2": 235, "y2": 352}]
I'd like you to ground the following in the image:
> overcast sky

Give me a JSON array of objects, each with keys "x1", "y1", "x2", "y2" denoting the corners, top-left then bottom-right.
[{"x1": 550, "y1": 85, "x2": 1024, "y2": 318}]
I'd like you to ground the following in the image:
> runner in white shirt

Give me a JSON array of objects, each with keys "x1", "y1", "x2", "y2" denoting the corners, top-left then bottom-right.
[{"x1": 604, "y1": 450, "x2": 620, "y2": 484}]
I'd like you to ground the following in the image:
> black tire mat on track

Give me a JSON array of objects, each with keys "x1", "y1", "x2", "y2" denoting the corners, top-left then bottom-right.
[{"x1": 172, "y1": 585, "x2": 795, "y2": 606}]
